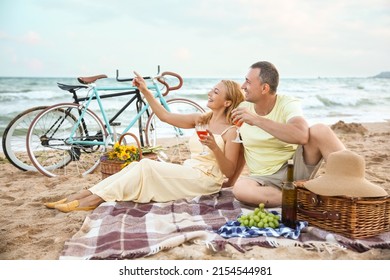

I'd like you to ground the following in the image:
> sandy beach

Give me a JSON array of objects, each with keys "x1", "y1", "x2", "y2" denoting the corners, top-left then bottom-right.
[{"x1": 1, "y1": 121, "x2": 389, "y2": 260}]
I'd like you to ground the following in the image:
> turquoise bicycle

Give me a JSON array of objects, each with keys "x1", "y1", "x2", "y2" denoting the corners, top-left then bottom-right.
[{"x1": 26, "y1": 69, "x2": 205, "y2": 177}]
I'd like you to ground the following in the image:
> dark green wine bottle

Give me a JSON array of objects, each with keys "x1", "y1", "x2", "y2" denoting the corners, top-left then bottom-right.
[{"x1": 281, "y1": 159, "x2": 297, "y2": 228}]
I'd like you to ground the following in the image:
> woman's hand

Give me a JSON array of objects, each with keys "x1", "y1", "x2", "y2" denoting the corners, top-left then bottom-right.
[
  {"x1": 200, "y1": 130, "x2": 219, "y2": 152},
  {"x1": 132, "y1": 71, "x2": 149, "y2": 93}
]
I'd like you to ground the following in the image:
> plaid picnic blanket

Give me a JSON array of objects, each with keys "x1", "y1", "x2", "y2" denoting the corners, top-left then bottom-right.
[{"x1": 60, "y1": 188, "x2": 390, "y2": 259}]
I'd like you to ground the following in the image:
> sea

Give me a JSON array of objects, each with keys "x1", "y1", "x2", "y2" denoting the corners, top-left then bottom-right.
[{"x1": 1, "y1": 75, "x2": 390, "y2": 152}]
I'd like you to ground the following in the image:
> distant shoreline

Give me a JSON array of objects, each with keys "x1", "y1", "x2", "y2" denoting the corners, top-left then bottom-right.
[{"x1": 373, "y1": 72, "x2": 390, "y2": 79}]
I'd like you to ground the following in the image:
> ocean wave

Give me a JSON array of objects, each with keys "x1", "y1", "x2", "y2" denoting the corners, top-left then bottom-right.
[
  {"x1": 1, "y1": 76, "x2": 390, "y2": 134},
  {"x1": 0, "y1": 96, "x2": 20, "y2": 102},
  {"x1": 305, "y1": 94, "x2": 385, "y2": 109},
  {"x1": 0, "y1": 89, "x2": 33, "y2": 94},
  {"x1": 355, "y1": 98, "x2": 377, "y2": 106},
  {"x1": 315, "y1": 95, "x2": 343, "y2": 107}
]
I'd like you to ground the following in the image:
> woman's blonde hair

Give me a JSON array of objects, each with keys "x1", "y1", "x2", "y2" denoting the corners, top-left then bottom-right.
[{"x1": 200, "y1": 80, "x2": 245, "y2": 124}]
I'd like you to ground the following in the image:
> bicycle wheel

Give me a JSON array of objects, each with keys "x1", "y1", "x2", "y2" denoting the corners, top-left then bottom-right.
[
  {"x1": 145, "y1": 98, "x2": 206, "y2": 164},
  {"x1": 2, "y1": 106, "x2": 47, "y2": 171},
  {"x1": 139, "y1": 106, "x2": 152, "y2": 146},
  {"x1": 135, "y1": 98, "x2": 150, "y2": 147},
  {"x1": 26, "y1": 103, "x2": 107, "y2": 177}
]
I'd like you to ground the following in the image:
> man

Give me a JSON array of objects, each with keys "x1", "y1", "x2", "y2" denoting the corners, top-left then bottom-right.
[{"x1": 230, "y1": 61, "x2": 345, "y2": 207}]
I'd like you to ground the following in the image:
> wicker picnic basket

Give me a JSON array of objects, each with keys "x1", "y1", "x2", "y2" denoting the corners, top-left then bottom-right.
[
  {"x1": 100, "y1": 133, "x2": 157, "y2": 179},
  {"x1": 296, "y1": 183, "x2": 390, "y2": 239}
]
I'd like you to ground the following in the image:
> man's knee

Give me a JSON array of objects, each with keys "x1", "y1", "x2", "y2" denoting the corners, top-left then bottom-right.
[
  {"x1": 232, "y1": 180, "x2": 244, "y2": 200},
  {"x1": 309, "y1": 123, "x2": 332, "y2": 140},
  {"x1": 232, "y1": 178, "x2": 257, "y2": 202},
  {"x1": 309, "y1": 123, "x2": 345, "y2": 149}
]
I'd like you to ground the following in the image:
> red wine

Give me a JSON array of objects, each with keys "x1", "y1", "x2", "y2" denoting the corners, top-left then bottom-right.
[
  {"x1": 234, "y1": 120, "x2": 243, "y2": 127},
  {"x1": 196, "y1": 130, "x2": 208, "y2": 139}
]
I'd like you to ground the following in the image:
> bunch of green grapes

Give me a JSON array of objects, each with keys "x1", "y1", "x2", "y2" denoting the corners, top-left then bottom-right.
[{"x1": 237, "y1": 203, "x2": 280, "y2": 229}]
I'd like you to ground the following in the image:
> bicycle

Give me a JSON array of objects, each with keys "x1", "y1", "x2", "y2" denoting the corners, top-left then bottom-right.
[
  {"x1": 2, "y1": 105, "x2": 49, "y2": 171},
  {"x1": 25, "y1": 69, "x2": 205, "y2": 177},
  {"x1": 2, "y1": 75, "x2": 142, "y2": 171}
]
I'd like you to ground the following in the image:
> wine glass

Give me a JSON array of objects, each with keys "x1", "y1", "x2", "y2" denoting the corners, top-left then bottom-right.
[
  {"x1": 232, "y1": 120, "x2": 243, "y2": 143},
  {"x1": 195, "y1": 123, "x2": 209, "y2": 155}
]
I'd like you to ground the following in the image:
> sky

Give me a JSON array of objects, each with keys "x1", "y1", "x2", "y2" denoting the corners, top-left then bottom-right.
[{"x1": 0, "y1": 0, "x2": 389, "y2": 78}]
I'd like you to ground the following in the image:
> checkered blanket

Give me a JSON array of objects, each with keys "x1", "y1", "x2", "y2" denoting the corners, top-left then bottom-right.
[{"x1": 60, "y1": 188, "x2": 390, "y2": 259}]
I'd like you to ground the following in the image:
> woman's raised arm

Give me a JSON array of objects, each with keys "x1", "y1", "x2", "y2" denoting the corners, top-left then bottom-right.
[{"x1": 132, "y1": 71, "x2": 201, "y2": 128}]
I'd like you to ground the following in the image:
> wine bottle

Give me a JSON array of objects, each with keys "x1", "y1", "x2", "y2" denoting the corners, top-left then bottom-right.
[{"x1": 281, "y1": 159, "x2": 297, "y2": 228}]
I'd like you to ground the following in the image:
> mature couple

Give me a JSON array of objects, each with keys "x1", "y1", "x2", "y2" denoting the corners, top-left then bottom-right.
[{"x1": 45, "y1": 61, "x2": 345, "y2": 212}]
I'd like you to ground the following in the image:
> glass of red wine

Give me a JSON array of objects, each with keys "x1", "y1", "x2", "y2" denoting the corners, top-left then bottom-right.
[
  {"x1": 232, "y1": 120, "x2": 243, "y2": 143},
  {"x1": 195, "y1": 123, "x2": 209, "y2": 155}
]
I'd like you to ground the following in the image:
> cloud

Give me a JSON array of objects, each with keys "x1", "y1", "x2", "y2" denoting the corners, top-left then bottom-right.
[
  {"x1": 0, "y1": 30, "x2": 43, "y2": 45},
  {"x1": 23, "y1": 31, "x2": 41, "y2": 45},
  {"x1": 174, "y1": 48, "x2": 191, "y2": 61},
  {"x1": 27, "y1": 58, "x2": 44, "y2": 72},
  {"x1": 0, "y1": 30, "x2": 8, "y2": 39},
  {"x1": 0, "y1": 0, "x2": 389, "y2": 77},
  {"x1": 1, "y1": 46, "x2": 19, "y2": 64}
]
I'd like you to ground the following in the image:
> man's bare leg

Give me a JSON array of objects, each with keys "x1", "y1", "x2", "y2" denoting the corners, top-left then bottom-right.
[
  {"x1": 232, "y1": 178, "x2": 282, "y2": 207},
  {"x1": 303, "y1": 124, "x2": 346, "y2": 165}
]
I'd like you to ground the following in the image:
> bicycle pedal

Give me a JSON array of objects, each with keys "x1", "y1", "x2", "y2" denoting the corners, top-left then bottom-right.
[{"x1": 110, "y1": 122, "x2": 121, "y2": 126}]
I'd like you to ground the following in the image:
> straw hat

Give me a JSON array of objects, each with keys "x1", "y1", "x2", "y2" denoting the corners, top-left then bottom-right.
[{"x1": 304, "y1": 150, "x2": 388, "y2": 197}]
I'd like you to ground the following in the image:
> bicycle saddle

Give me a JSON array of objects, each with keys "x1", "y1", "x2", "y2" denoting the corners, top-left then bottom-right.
[
  {"x1": 77, "y1": 74, "x2": 108, "y2": 84},
  {"x1": 57, "y1": 83, "x2": 88, "y2": 91}
]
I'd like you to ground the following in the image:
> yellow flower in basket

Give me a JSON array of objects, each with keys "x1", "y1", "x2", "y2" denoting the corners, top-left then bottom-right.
[
  {"x1": 105, "y1": 142, "x2": 141, "y2": 168},
  {"x1": 100, "y1": 132, "x2": 164, "y2": 179}
]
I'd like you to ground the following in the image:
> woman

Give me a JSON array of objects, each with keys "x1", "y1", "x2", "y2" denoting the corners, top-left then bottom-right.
[{"x1": 45, "y1": 72, "x2": 245, "y2": 212}]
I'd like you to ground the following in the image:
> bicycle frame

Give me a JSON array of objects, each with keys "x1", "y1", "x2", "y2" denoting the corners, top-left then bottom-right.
[
  {"x1": 26, "y1": 70, "x2": 205, "y2": 177},
  {"x1": 67, "y1": 80, "x2": 177, "y2": 147}
]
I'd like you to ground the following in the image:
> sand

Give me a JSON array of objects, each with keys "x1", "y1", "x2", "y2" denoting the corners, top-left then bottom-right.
[{"x1": 0, "y1": 121, "x2": 389, "y2": 260}]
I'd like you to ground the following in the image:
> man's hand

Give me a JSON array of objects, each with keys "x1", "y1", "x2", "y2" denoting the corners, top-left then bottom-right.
[{"x1": 231, "y1": 107, "x2": 258, "y2": 126}]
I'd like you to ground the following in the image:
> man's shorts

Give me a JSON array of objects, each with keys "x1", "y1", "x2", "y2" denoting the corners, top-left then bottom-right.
[{"x1": 244, "y1": 146, "x2": 323, "y2": 189}]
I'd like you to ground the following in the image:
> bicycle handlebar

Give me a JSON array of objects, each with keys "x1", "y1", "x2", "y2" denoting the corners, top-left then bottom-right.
[
  {"x1": 116, "y1": 70, "x2": 151, "y2": 82},
  {"x1": 116, "y1": 69, "x2": 183, "y2": 96},
  {"x1": 158, "y1": 71, "x2": 183, "y2": 96}
]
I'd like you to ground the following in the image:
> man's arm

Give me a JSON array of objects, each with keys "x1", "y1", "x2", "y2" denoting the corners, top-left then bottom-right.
[
  {"x1": 252, "y1": 116, "x2": 309, "y2": 145},
  {"x1": 232, "y1": 99, "x2": 310, "y2": 145}
]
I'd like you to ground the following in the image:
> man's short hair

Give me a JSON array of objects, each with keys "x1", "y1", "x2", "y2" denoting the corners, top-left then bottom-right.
[{"x1": 250, "y1": 61, "x2": 279, "y2": 93}]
